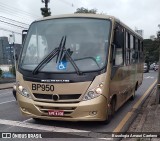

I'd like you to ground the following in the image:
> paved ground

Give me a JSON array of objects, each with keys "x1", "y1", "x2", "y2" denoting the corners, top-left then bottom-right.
[{"x1": 121, "y1": 87, "x2": 160, "y2": 141}]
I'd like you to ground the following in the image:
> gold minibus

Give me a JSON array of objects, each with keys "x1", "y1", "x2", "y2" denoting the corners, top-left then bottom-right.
[{"x1": 16, "y1": 14, "x2": 143, "y2": 123}]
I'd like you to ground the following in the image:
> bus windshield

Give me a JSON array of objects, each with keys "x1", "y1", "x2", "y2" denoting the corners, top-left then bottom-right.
[{"x1": 20, "y1": 18, "x2": 111, "y2": 73}]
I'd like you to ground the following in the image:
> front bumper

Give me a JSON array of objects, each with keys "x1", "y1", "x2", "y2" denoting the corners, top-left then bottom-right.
[{"x1": 17, "y1": 93, "x2": 108, "y2": 121}]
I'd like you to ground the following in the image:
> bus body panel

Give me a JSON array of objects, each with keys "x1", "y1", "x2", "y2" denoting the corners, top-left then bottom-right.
[
  {"x1": 16, "y1": 72, "x2": 110, "y2": 121},
  {"x1": 109, "y1": 64, "x2": 143, "y2": 111},
  {"x1": 17, "y1": 93, "x2": 108, "y2": 121}
]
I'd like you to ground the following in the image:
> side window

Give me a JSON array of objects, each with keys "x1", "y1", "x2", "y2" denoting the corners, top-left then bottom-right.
[
  {"x1": 113, "y1": 24, "x2": 124, "y2": 66},
  {"x1": 126, "y1": 32, "x2": 130, "y2": 65},
  {"x1": 135, "y1": 39, "x2": 139, "y2": 51},
  {"x1": 139, "y1": 41, "x2": 144, "y2": 62},
  {"x1": 134, "y1": 38, "x2": 139, "y2": 63},
  {"x1": 130, "y1": 35, "x2": 135, "y2": 64}
]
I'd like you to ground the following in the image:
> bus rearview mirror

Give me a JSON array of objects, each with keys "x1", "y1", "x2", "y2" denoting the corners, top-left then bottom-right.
[{"x1": 22, "y1": 30, "x2": 28, "y2": 44}]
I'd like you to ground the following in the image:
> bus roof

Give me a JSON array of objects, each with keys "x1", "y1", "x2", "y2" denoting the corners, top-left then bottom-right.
[{"x1": 35, "y1": 14, "x2": 143, "y2": 39}]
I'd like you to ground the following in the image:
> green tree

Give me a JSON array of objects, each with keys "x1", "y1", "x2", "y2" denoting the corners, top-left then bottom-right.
[
  {"x1": 74, "y1": 7, "x2": 97, "y2": 14},
  {"x1": 143, "y1": 39, "x2": 159, "y2": 64}
]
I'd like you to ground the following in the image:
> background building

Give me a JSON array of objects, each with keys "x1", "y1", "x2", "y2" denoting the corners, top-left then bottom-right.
[
  {"x1": 0, "y1": 37, "x2": 9, "y2": 65},
  {"x1": 135, "y1": 29, "x2": 144, "y2": 37},
  {"x1": 0, "y1": 36, "x2": 22, "y2": 65}
]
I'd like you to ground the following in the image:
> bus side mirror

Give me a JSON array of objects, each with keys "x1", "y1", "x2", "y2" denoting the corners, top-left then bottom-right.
[{"x1": 22, "y1": 30, "x2": 28, "y2": 44}]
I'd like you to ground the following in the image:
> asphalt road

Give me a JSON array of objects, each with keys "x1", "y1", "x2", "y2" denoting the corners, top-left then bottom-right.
[{"x1": 0, "y1": 70, "x2": 158, "y2": 141}]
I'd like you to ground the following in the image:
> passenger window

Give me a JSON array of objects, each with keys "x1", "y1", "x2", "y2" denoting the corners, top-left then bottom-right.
[
  {"x1": 134, "y1": 39, "x2": 139, "y2": 63},
  {"x1": 135, "y1": 39, "x2": 139, "y2": 51},
  {"x1": 130, "y1": 35, "x2": 135, "y2": 63},
  {"x1": 113, "y1": 25, "x2": 124, "y2": 66},
  {"x1": 115, "y1": 48, "x2": 123, "y2": 65},
  {"x1": 126, "y1": 32, "x2": 130, "y2": 65},
  {"x1": 139, "y1": 41, "x2": 144, "y2": 62}
]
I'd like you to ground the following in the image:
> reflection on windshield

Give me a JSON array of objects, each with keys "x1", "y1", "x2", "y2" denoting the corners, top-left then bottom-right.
[{"x1": 20, "y1": 18, "x2": 111, "y2": 73}]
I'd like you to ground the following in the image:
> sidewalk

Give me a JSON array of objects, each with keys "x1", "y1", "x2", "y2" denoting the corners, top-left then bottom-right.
[
  {"x1": 121, "y1": 87, "x2": 160, "y2": 141},
  {"x1": 0, "y1": 82, "x2": 15, "y2": 90}
]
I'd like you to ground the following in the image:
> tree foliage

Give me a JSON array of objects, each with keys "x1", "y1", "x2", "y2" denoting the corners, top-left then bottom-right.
[
  {"x1": 74, "y1": 7, "x2": 97, "y2": 14},
  {"x1": 143, "y1": 39, "x2": 160, "y2": 64}
]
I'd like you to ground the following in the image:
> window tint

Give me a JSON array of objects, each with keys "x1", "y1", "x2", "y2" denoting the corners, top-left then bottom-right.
[
  {"x1": 130, "y1": 35, "x2": 134, "y2": 63},
  {"x1": 139, "y1": 41, "x2": 144, "y2": 62},
  {"x1": 125, "y1": 32, "x2": 130, "y2": 65},
  {"x1": 125, "y1": 32, "x2": 142, "y2": 64}
]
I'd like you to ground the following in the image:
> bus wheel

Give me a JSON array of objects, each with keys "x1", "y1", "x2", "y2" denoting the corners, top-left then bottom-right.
[
  {"x1": 103, "y1": 98, "x2": 116, "y2": 124},
  {"x1": 110, "y1": 98, "x2": 116, "y2": 116},
  {"x1": 130, "y1": 88, "x2": 136, "y2": 101},
  {"x1": 33, "y1": 118, "x2": 44, "y2": 122}
]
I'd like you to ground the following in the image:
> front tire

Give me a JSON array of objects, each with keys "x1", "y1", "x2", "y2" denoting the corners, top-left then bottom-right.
[
  {"x1": 32, "y1": 118, "x2": 44, "y2": 122},
  {"x1": 130, "y1": 87, "x2": 136, "y2": 101},
  {"x1": 12, "y1": 89, "x2": 17, "y2": 100},
  {"x1": 103, "y1": 98, "x2": 116, "y2": 124}
]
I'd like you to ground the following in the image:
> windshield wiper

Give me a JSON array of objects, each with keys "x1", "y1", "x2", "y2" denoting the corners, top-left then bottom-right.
[
  {"x1": 59, "y1": 36, "x2": 83, "y2": 75},
  {"x1": 64, "y1": 49, "x2": 83, "y2": 75},
  {"x1": 32, "y1": 37, "x2": 64, "y2": 75},
  {"x1": 56, "y1": 36, "x2": 66, "y2": 64}
]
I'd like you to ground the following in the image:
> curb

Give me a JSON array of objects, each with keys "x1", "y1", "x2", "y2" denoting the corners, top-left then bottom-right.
[
  {"x1": 117, "y1": 81, "x2": 157, "y2": 141},
  {"x1": 122, "y1": 83, "x2": 157, "y2": 132},
  {"x1": 0, "y1": 79, "x2": 15, "y2": 84},
  {"x1": 0, "y1": 83, "x2": 15, "y2": 90},
  {"x1": 0, "y1": 86, "x2": 13, "y2": 90}
]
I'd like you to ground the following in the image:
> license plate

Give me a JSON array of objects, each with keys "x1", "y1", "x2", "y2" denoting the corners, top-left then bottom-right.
[{"x1": 48, "y1": 110, "x2": 64, "y2": 116}]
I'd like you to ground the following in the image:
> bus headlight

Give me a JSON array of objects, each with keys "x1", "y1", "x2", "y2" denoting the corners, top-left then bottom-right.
[
  {"x1": 21, "y1": 88, "x2": 31, "y2": 98},
  {"x1": 83, "y1": 83, "x2": 103, "y2": 101},
  {"x1": 95, "y1": 87, "x2": 102, "y2": 94},
  {"x1": 18, "y1": 85, "x2": 31, "y2": 99}
]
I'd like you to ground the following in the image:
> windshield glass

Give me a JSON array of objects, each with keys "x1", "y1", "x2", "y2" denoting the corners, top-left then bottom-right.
[{"x1": 20, "y1": 18, "x2": 111, "y2": 73}]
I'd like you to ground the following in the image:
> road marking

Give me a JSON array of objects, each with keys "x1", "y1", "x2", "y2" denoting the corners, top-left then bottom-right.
[
  {"x1": 99, "y1": 138, "x2": 113, "y2": 140},
  {"x1": 144, "y1": 76, "x2": 155, "y2": 79},
  {"x1": 0, "y1": 119, "x2": 89, "y2": 132},
  {"x1": 0, "y1": 100, "x2": 15, "y2": 105},
  {"x1": 0, "y1": 92, "x2": 12, "y2": 95},
  {"x1": 0, "y1": 117, "x2": 113, "y2": 140},
  {"x1": 22, "y1": 118, "x2": 33, "y2": 123},
  {"x1": 0, "y1": 119, "x2": 112, "y2": 139},
  {"x1": 113, "y1": 80, "x2": 157, "y2": 132}
]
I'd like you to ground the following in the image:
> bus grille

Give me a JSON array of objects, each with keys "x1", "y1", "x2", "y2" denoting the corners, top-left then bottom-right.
[{"x1": 33, "y1": 93, "x2": 81, "y2": 103}]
